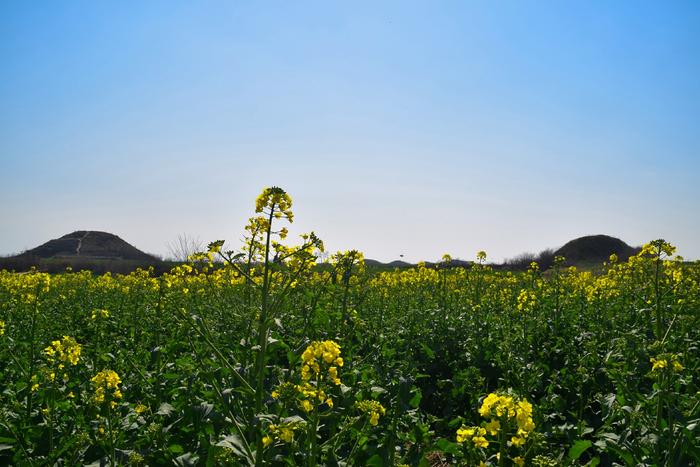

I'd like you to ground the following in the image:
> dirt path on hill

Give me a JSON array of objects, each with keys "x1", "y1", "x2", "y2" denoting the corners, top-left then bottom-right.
[{"x1": 76, "y1": 231, "x2": 91, "y2": 255}]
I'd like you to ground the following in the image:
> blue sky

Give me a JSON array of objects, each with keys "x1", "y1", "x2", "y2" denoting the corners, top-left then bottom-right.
[{"x1": 2, "y1": 1, "x2": 699, "y2": 262}]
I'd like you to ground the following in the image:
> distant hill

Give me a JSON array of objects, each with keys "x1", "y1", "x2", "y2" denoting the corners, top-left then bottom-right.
[
  {"x1": 1, "y1": 231, "x2": 642, "y2": 275},
  {"x1": 363, "y1": 235, "x2": 640, "y2": 271},
  {"x1": 554, "y1": 234, "x2": 638, "y2": 264},
  {"x1": 19, "y1": 231, "x2": 157, "y2": 262},
  {"x1": 501, "y1": 234, "x2": 640, "y2": 270},
  {"x1": 363, "y1": 258, "x2": 413, "y2": 270}
]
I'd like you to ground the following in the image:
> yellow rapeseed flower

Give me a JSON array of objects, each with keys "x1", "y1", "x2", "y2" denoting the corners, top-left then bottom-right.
[
  {"x1": 355, "y1": 400, "x2": 386, "y2": 426},
  {"x1": 511, "y1": 436, "x2": 526, "y2": 447},
  {"x1": 91, "y1": 308, "x2": 110, "y2": 320},
  {"x1": 300, "y1": 340, "x2": 343, "y2": 386},
  {"x1": 266, "y1": 420, "x2": 305, "y2": 445},
  {"x1": 44, "y1": 336, "x2": 82, "y2": 366},
  {"x1": 456, "y1": 426, "x2": 475, "y2": 443},
  {"x1": 472, "y1": 435, "x2": 489, "y2": 448},
  {"x1": 300, "y1": 399, "x2": 313, "y2": 412},
  {"x1": 279, "y1": 427, "x2": 294, "y2": 443},
  {"x1": 91, "y1": 369, "x2": 122, "y2": 405},
  {"x1": 651, "y1": 354, "x2": 683, "y2": 373},
  {"x1": 262, "y1": 435, "x2": 273, "y2": 448},
  {"x1": 651, "y1": 358, "x2": 668, "y2": 371},
  {"x1": 484, "y1": 419, "x2": 500, "y2": 435}
]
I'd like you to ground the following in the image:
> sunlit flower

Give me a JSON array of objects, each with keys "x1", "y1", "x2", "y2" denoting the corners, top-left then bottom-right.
[{"x1": 355, "y1": 400, "x2": 386, "y2": 426}]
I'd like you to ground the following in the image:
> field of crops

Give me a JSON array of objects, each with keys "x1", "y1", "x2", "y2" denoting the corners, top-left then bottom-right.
[{"x1": 1, "y1": 188, "x2": 698, "y2": 466}]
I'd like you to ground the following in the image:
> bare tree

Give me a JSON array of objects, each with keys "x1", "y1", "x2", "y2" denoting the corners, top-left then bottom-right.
[{"x1": 166, "y1": 233, "x2": 204, "y2": 262}]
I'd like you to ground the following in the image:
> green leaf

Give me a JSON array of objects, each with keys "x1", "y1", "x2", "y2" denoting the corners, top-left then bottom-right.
[
  {"x1": 366, "y1": 454, "x2": 384, "y2": 466},
  {"x1": 169, "y1": 443, "x2": 185, "y2": 454},
  {"x1": 568, "y1": 439, "x2": 592, "y2": 460},
  {"x1": 216, "y1": 434, "x2": 249, "y2": 459},
  {"x1": 193, "y1": 402, "x2": 214, "y2": 420},
  {"x1": 157, "y1": 402, "x2": 176, "y2": 416},
  {"x1": 409, "y1": 388, "x2": 422, "y2": 408},
  {"x1": 436, "y1": 438, "x2": 462, "y2": 456},
  {"x1": 174, "y1": 452, "x2": 199, "y2": 466},
  {"x1": 419, "y1": 342, "x2": 435, "y2": 359}
]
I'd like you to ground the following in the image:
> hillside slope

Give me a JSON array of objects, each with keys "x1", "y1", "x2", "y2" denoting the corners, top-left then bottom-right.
[
  {"x1": 20, "y1": 231, "x2": 157, "y2": 261},
  {"x1": 554, "y1": 234, "x2": 638, "y2": 264}
]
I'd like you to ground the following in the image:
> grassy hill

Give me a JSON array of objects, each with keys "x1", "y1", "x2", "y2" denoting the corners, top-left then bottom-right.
[
  {"x1": 1, "y1": 231, "x2": 169, "y2": 274},
  {"x1": 20, "y1": 231, "x2": 157, "y2": 261}
]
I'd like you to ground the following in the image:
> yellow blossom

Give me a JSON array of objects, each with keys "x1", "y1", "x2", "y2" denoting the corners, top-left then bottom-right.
[
  {"x1": 91, "y1": 309, "x2": 110, "y2": 320},
  {"x1": 472, "y1": 436, "x2": 489, "y2": 448},
  {"x1": 262, "y1": 435, "x2": 273, "y2": 448},
  {"x1": 356, "y1": 400, "x2": 386, "y2": 426},
  {"x1": 651, "y1": 358, "x2": 668, "y2": 371},
  {"x1": 511, "y1": 436, "x2": 526, "y2": 447},
  {"x1": 279, "y1": 427, "x2": 294, "y2": 443},
  {"x1": 91, "y1": 369, "x2": 122, "y2": 405},
  {"x1": 456, "y1": 426, "x2": 476, "y2": 443},
  {"x1": 299, "y1": 340, "x2": 343, "y2": 386},
  {"x1": 484, "y1": 419, "x2": 500, "y2": 435},
  {"x1": 44, "y1": 336, "x2": 82, "y2": 366},
  {"x1": 300, "y1": 399, "x2": 313, "y2": 412}
]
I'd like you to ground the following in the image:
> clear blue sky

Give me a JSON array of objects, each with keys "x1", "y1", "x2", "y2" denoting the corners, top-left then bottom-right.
[{"x1": 2, "y1": 1, "x2": 699, "y2": 262}]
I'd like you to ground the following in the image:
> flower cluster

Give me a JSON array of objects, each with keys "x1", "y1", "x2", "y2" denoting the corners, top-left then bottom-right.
[
  {"x1": 456, "y1": 392, "x2": 536, "y2": 463},
  {"x1": 479, "y1": 392, "x2": 535, "y2": 447},
  {"x1": 640, "y1": 239, "x2": 677, "y2": 258},
  {"x1": 255, "y1": 187, "x2": 294, "y2": 221},
  {"x1": 331, "y1": 250, "x2": 366, "y2": 279},
  {"x1": 272, "y1": 381, "x2": 334, "y2": 412},
  {"x1": 91, "y1": 308, "x2": 110, "y2": 320},
  {"x1": 91, "y1": 369, "x2": 122, "y2": 407},
  {"x1": 355, "y1": 400, "x2": 386, "y2": 426},
  {"x1": 30, "y1": 375, "x2": 39, "y2": 392},
  {"x1": 0, "y1": 320, "x2": 4, "y2": 336},
  {"x1": 263, "y1": 419, "x2": 306, "y2": 447},
  {"x1": 456, "y1": 426, "x2": 489, "y2": 448},
  {"x1": 301, "y1": 340, "x2": 343, "y2": 385},
  {"x1": 516, "y1": 289, "x2": 537, "y2": 313},
  {"x1": 43, "y1": 335, "x2": 82, "y2": 366},
  {"x1": 651, "y1": 354, "x2": 683, "y2": 373}
]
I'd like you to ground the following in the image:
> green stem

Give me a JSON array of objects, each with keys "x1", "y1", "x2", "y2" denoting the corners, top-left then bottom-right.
[
  {"x1": 108, "y1": 403, "x2": 116, "y2": 466},
  {"x1": 498, "y1": 420, "x2": 506, "y2": 467},
  {"x1": 25, "y1": 294, "x2": 39, "y2": 425},
  {"x1": 254, "y1": 206, "x2": 276, "y2": 467},
  {"x1": 654, "y1": 244, "x2": 663, "y2": 339},
  {"x1": 655, "y1": 373, "x2": 664, "y2": 464},
  {"x1": 347, "y1": 420, "x2": 369, "y2": 461},
  {"x1": 309, "y1": 386, "x2": 320, "y2": 466}
]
